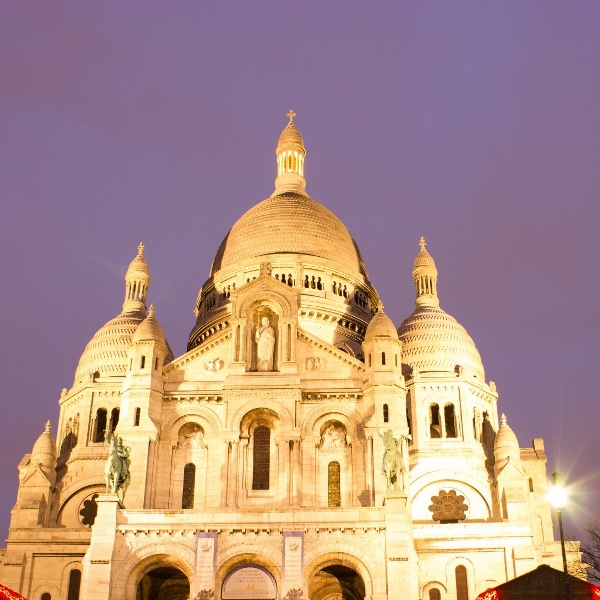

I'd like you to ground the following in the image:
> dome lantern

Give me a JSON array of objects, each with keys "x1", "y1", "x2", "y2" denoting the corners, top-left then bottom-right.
[
  {"x1": 123, "y1": 242, "x2": 150, "y2": 314},
  {"x1": 273, "y1": 110, "x2": 307, "y2": 196},
  {"x1": 413, "y1": 237, "x2": 439, "y2": 308}
]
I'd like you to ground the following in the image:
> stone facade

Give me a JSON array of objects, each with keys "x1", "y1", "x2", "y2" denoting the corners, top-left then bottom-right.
[{"x1": 0, "y1": 114, "x2": 578, "y2": 600}]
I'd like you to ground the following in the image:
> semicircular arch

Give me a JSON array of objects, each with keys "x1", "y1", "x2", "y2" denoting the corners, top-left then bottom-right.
[
  {"x1": 216, "y1": 550, "x2": 282, "y2": 595},
  {"x1": 161, "y1": 404, "x2": 222, "y2": 438},
  {"x1": 229, "y1": 397, "x2": 294, "y2": 432},
  {"x1": 111, "y1": 543, "x2": 195, "y2": 600},
  {"x1": 302, "y1": 404, "x2": 364, "y2": 439},
  {"x1": 304, "y1": 549, "x2": 378, "y2": 598},
  {"x1": 237, "y1": 290, "x2": 294, "y2": 320}
]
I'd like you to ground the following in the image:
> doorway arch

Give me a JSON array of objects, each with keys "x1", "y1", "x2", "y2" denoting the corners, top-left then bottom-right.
[
  {"x1": 308, "y1": 565, "x2": 365, "y2": 600},
  {"x1": 136, "y1": 566, "x2": 190, "y2": 600}
]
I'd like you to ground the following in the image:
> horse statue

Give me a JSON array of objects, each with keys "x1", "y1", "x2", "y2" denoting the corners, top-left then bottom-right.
[
  {"x1": 104, "y1": 432, "x2": 131, "y2": 503},
  {"x1": 379, "y1": 429, "x2": 407, "y2": 491}
]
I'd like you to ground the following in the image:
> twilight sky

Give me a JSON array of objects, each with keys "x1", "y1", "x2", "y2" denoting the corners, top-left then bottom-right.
[{"x1": 1, "y1": 1, "x2": 599, "y2": 544}]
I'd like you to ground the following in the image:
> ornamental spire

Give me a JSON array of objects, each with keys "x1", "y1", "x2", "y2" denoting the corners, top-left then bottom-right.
[
  {"x1": 412, "y1": 237, "x2": 439, "y2": 308},
  {"x1": 273, "y1": 110, "x2": 308, "y2": 197}
]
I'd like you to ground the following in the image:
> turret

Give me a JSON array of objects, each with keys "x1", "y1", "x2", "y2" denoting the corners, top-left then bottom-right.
[
  {"x1": 118, "y1": 305, "x2": 172, "y2": 508},
  {"x1": 13, "y1": 422, "x2": 57, "y2": 527}
]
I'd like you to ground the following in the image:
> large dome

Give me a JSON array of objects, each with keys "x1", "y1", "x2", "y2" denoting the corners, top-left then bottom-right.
[{"x1": 210, "y1": 192, "x2": 369, "y2": 280}]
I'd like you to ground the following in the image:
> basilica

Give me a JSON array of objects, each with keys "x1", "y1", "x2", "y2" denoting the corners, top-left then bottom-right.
[{"x1": 0, "y1": 114, "x2": 574, "y2": 600}]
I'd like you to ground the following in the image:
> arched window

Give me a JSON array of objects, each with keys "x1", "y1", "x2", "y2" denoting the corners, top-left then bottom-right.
[
  {"x1": 182, "y1": 463, "x2": 196, "y2": 509},
  {"x1": 428, "y1": 590, "x2": 441, "y2": 600},
  {"x1": 140, "y1": 355, "x2": 146, "y2": 369},
  {"x1": 41, "y1": 594, "x2": 51, "y2": 600},
  {"x1": 110, "y1": 408, "x2": 119, "y2": 433},
  {"x1": 444, "y1": 404, "x2": 457, "y2": 438},
  {"x1": 455, "y1": 565, "x2": 468, "y2": 600},
  {"x1": 328, "y1": 461, "x2": 341, "y2": 507},
  {"x1": 94, "y1": 409, "x2": 107, "y2": 442},
  {"x1": 429, "y1": 405, "x2": 441, "y2": 438},
  {"x1": 134, "y1": 407, "x2": 141, "y2": 427},
  {"x1": 67, "y1": 568, "x2": 81, "y2": 600},
  {"x1": 383, "y1": 404, "x2": 389, "y2": 423},
  {"x1": 381, "y1": 351, "x2": 386, "y2": 365},
  {"x1": 252, "y1": 426, "x2": 270, "y2": 490}
]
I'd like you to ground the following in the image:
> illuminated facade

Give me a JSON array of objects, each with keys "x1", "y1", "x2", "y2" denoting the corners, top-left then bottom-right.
[{"x1": 0, "y1": 114, "x2": 577, "y2": 600}]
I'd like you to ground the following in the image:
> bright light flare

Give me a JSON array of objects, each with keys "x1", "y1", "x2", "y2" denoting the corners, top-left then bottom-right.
[{"x1": 548, "y1": 481, "x2": 568, "y2": 509}]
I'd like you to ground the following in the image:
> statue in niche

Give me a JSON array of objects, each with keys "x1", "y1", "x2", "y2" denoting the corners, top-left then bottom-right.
[
  {"x1": 179, "y1": 425, "x2": 205, "y2": 450},
  {"x1": 379, "y1": 429, "x2": 408, "y2": 491},
  {"x1": 255, "y1": 316, "x2": 275, "y2": 371},
  {"x1": 320, "y1": 423, "x2": 347, "y2": 450}
]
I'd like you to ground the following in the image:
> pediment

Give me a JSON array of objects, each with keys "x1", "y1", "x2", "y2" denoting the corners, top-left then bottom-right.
[
  {"x1": 164, "y1": 328, "x2": 231, "y2": 383},
  {"x1": 297, "y1": 327, "x2": 365, "y2": 376}
]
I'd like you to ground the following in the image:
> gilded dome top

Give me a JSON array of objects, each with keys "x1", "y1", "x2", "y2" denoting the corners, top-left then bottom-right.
[
  {"x1": 210, "y1": 192, "x2": 369, "y2": 279},
  {"x1": 365, "y1": 306, "x2": 398, "y2": 342},
  {"x1": 74, "y1": 310, "x2": 145, "y2": 384},
  {"x1": 398, "y1": 305, "x2": 485, "y2": 380}
]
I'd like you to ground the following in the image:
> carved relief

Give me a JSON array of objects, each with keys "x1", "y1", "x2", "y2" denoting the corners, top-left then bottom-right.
[
  {"x1": 306, "y1": 357, "x2": 322, "y2": 371},
  {"x1": 318, "y1": 421, "x2": 347, "y2": 453},
  {"x1": 176, "y1": 423, "x2": 206, "y2": 453},
  {"x1": 204, "y1": 358, "x2": 224, "y2": 372}
]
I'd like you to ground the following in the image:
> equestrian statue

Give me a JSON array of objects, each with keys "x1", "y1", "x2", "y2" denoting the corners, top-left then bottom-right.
[{"x1": 104, "y1": 432, "x2": 131, "y2": 503}]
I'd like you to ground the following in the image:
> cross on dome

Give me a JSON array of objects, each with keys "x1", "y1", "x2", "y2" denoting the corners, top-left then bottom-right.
[
  {"x1": 138, "y1": 242, "x2": 145, "y2": 255},
  {"x1": 286, "y1": 109, "x2": 296, "y2": 123},
  {"x1": 419, "y1": 236, "x2": 427, "y2": 251},
  {"x1": 501, "y1": 413, "x2": 507, "y2": 426}
]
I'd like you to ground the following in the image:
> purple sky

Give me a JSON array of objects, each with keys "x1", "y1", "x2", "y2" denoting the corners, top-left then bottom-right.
[{"x1": 1, "y1": 2, "x2": 599, "y2": 545}]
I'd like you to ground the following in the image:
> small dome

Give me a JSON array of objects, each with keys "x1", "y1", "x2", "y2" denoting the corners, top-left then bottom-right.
[
  {"x1": 74, "y1": 310, "x2": 145, "y2": 383},
  {"x1": 276, "y1": 121, "x2": 305, "y2": 155},
  {"x1": 494, "y1": 414, "x2": 521, "y2": 473},
  {"x1": 365, "y1": 305, "x2": 398, "y2": 342},
  {"x1": 413, "y1": 237, "x2": 436, "y2": 269},
  {"x1": 127, "y1": 242, "x2": 150, "y2": 277},
  {"x1": 30, "y1": 421, "x2": 57, "y2": 481},
  {"x1": 132, "y1": 305, "x2": 171, "y2": 349},
  {"x1": 276, "y1": 109, "x2": 305, "y2": 155},
  {"x1": 398, "y1": 305, "x2": 485, "y2": 380}
]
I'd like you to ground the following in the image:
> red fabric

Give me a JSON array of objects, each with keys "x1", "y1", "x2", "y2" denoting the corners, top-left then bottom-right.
[{"x1": 0, "y1": 585, "x2": 28, "y2": 600}]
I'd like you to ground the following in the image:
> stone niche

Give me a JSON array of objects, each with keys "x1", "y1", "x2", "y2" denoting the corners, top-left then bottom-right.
[{"x1": 247, "y1": 306, "x2": 279, "y2": 372}]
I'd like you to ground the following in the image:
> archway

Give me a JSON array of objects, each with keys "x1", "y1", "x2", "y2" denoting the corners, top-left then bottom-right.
[
  {"x1": 136, "y1": 566, "x2": 190, "y2": 600},
  {"x1": 309, "y1": 565, "x2": 365, "y2": 600}
]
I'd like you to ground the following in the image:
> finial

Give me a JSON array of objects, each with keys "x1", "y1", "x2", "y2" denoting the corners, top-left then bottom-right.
[
  {"x1": 137, "y1": 242, "x2": 144, "y2": 255},
  {"x1": 377, "y1": 300, "x2": 384, "y2": 313},
  {"x1": 419, "y1": 236, "x2": 426, "y2": 251},
  {"x1": 286, "y1": 109, "x2": 296, "y2": 124},
  {"x1": 44, "y1": 420, "x2": 52, "y2": 433},
  {"x1": 501, "y1": 413, "x2": 507, "y2": 426},
  {"x1": 148, "y1": 304, "x2": 155, "y2": 317}
]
